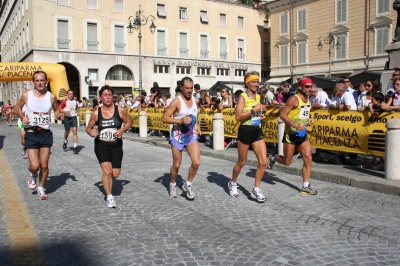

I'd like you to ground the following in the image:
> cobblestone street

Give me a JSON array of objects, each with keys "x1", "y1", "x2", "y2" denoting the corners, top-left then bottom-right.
[{"x1": 0, "y1": 123, "x2": 399, "y2": 266}]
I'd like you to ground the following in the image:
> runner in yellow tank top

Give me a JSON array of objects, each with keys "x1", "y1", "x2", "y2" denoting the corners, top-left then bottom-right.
[{"x1": 268, "y1": 77, "x2": 318, "y2": 195}]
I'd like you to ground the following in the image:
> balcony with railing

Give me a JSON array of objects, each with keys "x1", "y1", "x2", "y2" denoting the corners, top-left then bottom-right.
[
  {"x1": 219, "y1": 52, "x2": 228, "y2": 60},
  {"x1": 57, "y1": 39, "x2": 70, "y2": 49},
  {"x1": 238, "y1": 53, "x2": 245, "y2": 61},
  {"x1": 200, "y1": 50, "x2": 209, "y2": 59},
  {"x1": 114, "y1": 43, "x2": 126, "y2": 53},
  {"x1": 179, "y1": 48, "x2": 189, "y2": 57},
  {"x1": 157, "y1": 46, "x2": 167, "y2": 56},
  {"x1": 87, "y1": 41, "x2": 99, "y2": 51}
]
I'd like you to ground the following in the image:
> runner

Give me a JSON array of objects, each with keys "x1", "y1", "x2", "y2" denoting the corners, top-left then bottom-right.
[
  {"x1": 161, "y1": 76, "x2": 201, "y2": 200},
  {"x1": 268, "y1": 77, "x2": 317, "y2": 195},
  {"x1": 14, "y1": 99, "x2": 27, "y2": 156},
  {"x1": 227, "y1": 71, "x2": 268, "y2": 202},
  {"x1": 13, "y1": 71, "x2": 60, "y2": 200},
  {"x1": 59, "y1": 90, "x2": 79, "y2": 154},
  {"x1": 4, "y1": 99, "x2": 13, "y2": 124},
  {"x1": 86, "y1": 85, "x2": 132, "y2": 208}
]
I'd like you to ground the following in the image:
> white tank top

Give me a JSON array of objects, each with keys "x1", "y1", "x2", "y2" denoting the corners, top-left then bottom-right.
[
  {"x1": 172, "y1": 95, "x2": 198, "y2": 119},
  {"x1": 25, "y1": 90, "x2": 52, "y2": 130},
  {"x1": 221, "y1": 97, "x2": 230, "y2": 107},
  {"x1": 171, "y1": 95, "x2": 198, "y2": 144}
]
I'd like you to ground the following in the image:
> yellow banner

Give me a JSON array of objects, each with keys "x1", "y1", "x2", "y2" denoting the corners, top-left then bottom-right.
[
  {"x1": 145, "y1": 108, "x2": 170, "y2": 131},
  {"x1": 262, "y1": 109, "x2": 280, "y2": 142},
  {"x1": 222, "y1": 108, "x2": 240, "y2": 138},
  {"x1": 78, "y1": 108, "x2": 88, "y2": 123},
  {"x1": 128, "y1": 108, "x2": 140, "y2": 128},
  {"x1": 198, "y1": 109, "x2": 215, "y2": 135}
]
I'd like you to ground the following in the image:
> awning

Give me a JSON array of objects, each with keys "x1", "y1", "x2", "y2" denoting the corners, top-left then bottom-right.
[{"x1": 266, "y1": 77, "x2": 290, "y2": 84}]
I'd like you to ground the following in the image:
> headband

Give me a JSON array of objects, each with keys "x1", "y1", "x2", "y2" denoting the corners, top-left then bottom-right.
[
  {"x1": 245, "y1": 75, "x2": 259, "y2": 84},
  {"x1": 298, "y1": 78, "x2": 313, "y2": 86}
]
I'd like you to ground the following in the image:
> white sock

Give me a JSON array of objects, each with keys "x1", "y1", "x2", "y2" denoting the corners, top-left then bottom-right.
[
  {"x1": 186, "y1": 181, "x2": 192, "y2": 187},
  {"x1": 231, "y1": 181, "x2": 237, "y2": 186},
  {"x1": 254, "y1": 187, "x2": 260, "y2": 192},
  {"x1": 303, "y1": 182, "x2": 309, "y2": 188},
  {"x1": 170, "y1": 182, "x2": 176, "y2": 187},
  {"x1": 64, "y1": 139, "x2": 68, "y2": 143},
  {"x1": 107, "y1": 194, "x2": 113, "y2": 199},
  {"x1": 73, "y1": 143, "x2": 77, "y2": 148}
]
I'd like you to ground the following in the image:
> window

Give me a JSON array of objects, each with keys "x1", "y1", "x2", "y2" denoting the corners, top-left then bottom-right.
[
  {"x1": 297, "y1": 9, "x2": 306, "y2": 32},
  {"x1": 261, "y1": 71, "x2": 270, "y2": 79},
  {"x1": 88, "y1": 68, "x2": 98, "y2": 81},
  {"x1": 157, "y1": 4, "x2": 166, "y2": 18},
  {"x1": 57, "y1": 20, "x2": 69, "y2": 49},
  {"x1": 87, "y1": 0, "x2": 97, "y2": 9},
  {"x1": 157, "y1": 30, "x2": 167, "y2": 55},
  {"x1": 179, "y1": 32, "x2": 188, "y2": 57},
  {"x1": 280, "y1": 44, "x2": 288, "y2": 66},
  {"x1": 154, "y1": 65, "x2": 169, "y2": 74},
  {"x1": 237, "y1": 39, "x2": 245, "y2": 60},
  {"x1": 114, "y1": 25, "x2": 125, "y2": 52},
  {"x1": 377, "y1": 0, "x2": 390, "y2": 15},
  {"x1": 235, "y1": 69, "x2": 246, "y2": 77},
  {"x1": 87, "y1": 23, "x2": 98, "y2": 51},
  {"x1": 200, "y1": 10, "x2": 208, "y2": 24},
  {"x1": 114, "y1": 0, "x2": 123, "y2": 13},
  {"x1": 376, "y1": 27, "x2": 390, "y2": 54},
  {"x1": 335, "y1": 35, "x2": 346, "y2": 59},
  {"x1": 200, "y1": 34, "x2": 208, "y2": 59},
  {"x1": 176, "y1": 66, "x2": 191, "y2": 74},
  {"x1": 106, "y1": 65, "x2": 132, "y2": 80},
  {"x1": 219, "y1": 37, "x2": 227, "y2": 60},
  {"x1": 197, "y1": 67, "x2": 211, "y2": 75},
  {"x1": 217, "y1": 68, "x2": 229, "y2": 76},
  {"x1": 280, "y1": 12, "x2": 288, "y2": 35},
  {"x1": 220, "y1": 14, "x2": 226, "y2": 27},
  {"x1": 179, "y1": 7, "x2": 188, "y2": 21},
  {"x1": 263, "y1": 42, "x2": 270, "y2": 64},
  {"x1": 297, "y1": 42, "x2": 306, "y2": 64},
  {"x1": 238, "y1": 16, "x2": 244, "y2": 29},
  {"x1": 57, "y1": 0, "x2": 68, "y2": 5},
  {"x1": 336, "y1": 0, "x2": 347, "y2": 24}
]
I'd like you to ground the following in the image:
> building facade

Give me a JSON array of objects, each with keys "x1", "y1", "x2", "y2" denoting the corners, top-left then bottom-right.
[
  {"x1": 266, "y1": 0, "x2": 396, "y2": 81},
  {"x1": 0, "y1": 0, "x2": 269, "y2": 104}
]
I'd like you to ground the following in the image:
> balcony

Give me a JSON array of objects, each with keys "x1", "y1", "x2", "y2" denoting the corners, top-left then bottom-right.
[
  {"x1": 179, "y1": 48, "x2": 188, "y2": 57},
  {"x1": 157, "y1": 46, "x2": 167, "y2": 56},
  {"x1": 219, "y1": 52, "x2": 228, "y2": 60},
  {"x1": 200, "y1": 50, "x2": 209, "y2": 59},
  {"x1": 114, "y1": 43, "x2": 126, "y2": 53},
  {"x1": 87, "y1": 41, "x2": 99, "y2": 51},
  {"x1": 57, "y1": 39, "x2": 70, "y2": 49}
]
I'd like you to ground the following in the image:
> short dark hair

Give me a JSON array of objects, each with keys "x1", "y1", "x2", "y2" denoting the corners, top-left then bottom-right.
[
  {"x1": 99, "y1": 85, "x2": 114, "y2": 96},
  {"x1": 181, "y1": 76, "x2": 193, "y2": 86},
  {"x1": 372, "y1": 92, "x2": 384, "y2": 103},
  {"x1": 32, "y1": 71, "x2": 47, "y2": 81},
  {"x1": 279, "y1": 81, "x2": 290, "y2": 87},
  {"x1": 194, "y1": 84, "x2": 201, "y2": 90}
]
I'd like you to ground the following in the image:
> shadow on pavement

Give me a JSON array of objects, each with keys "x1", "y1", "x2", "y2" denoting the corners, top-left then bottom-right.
[
  {"x1": 154, "y1": 173, "x2": 184, "y2": 189},
  {"x1": 0, "y1": 135, "x2": 5, "y2": 150},
  {"x1": 45, "y1": 173, "x2": 78, "y2": 194},
  {"x1": 206, "y1": 171, "x2": 253, "y2": 200},
  {"x1": 247, "y1": 169, "x2": 300, "y2": 192},
  {"x1": 94, "y1": 179, "x2": 131, "y2": 197},
  {"x1": 0, "y1": 240, "x2": 94, "y2": 265}
]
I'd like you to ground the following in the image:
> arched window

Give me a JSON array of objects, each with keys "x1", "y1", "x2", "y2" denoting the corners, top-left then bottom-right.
[{"x1": 105, "y1": 65, "x2": 133, "y2": 80}]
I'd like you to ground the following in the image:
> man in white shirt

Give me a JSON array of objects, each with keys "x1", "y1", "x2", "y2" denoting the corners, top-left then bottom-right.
[
  {"x1": 330, "y1": 82, "x2": 357, "y2": 111},
  {"x1": 310, "y1": 86, "x2": 331, "y2": 109}
]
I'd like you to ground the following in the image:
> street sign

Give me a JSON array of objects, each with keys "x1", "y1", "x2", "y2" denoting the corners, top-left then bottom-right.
[{"x1": 132, "y1": 87, "x2": 140, "y2": 92}]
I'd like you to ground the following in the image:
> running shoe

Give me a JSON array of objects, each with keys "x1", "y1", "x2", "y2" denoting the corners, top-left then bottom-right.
[
  {"x1": 73, "y1": 147, "x2": 78, "y2": 154},
  {"x1": 63, "y1": 142, "x2": 68, "y2": 150},
  {"x1": 37, "y1": 187, "x2": 48, "y2": 200},
  {"x1": 251, "y1": 188, "x2": 266, "y2": 202},
  {"x1": 169, "y1": 185, "x2": 178, "y2": 198},
  {"x1": 182, "y1": 182, "x2": 195, "y2": 200},
  {"x1": 228, "y1": 181, "x2": 239, "y2": 197},
  {"x1": 267, "y1": 154, "x2": 276, "y2": 170},
  {"x1": 300, "y1": 185, "x2": 318, "y2": 195},
  {"x1": 28, "y1": 174, "x2": 37, "y2": 190},
  {"x1": 106, "y1": 196, "x2": 116, "y2": 208},
  {"x1": 21, "y1": 147, "x2": 26, "y2": 156}
]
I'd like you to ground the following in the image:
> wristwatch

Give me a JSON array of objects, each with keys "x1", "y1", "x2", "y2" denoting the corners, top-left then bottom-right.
[{"x1": 251, "y1": 107, "x2": 255, "y2": 115}]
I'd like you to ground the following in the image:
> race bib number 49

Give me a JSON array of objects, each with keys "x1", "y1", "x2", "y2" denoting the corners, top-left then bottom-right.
[
  {"x1": 299, "y1": 105, "x2": 310, "y2": 119},
  {"x1": 33, "y1": 112, "x2": 50, "y2": 126}
]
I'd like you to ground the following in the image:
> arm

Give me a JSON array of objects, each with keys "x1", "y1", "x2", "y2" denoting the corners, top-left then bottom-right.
[
  {"x1": 162, "y1": 98, "x2": 191, "y2": 124},
  {"x1": 228, "y1": 95, "x2": 233, "y2": 107},
  {"x1": 279, "y1": 96, "x2": 306, "y2": 131},
  {"x1": 114, "y1": 106, "x2": 133, "y2": 138},
  {"x1": 195, "y1": 97, "x2": 201, "y2": 135},
  {"x1": 50, "y1": 94, "x2": 60, "y2": 119},
  {"x1": 14, "y1": 92, "x2": 28, "y2": 123},
  {"x1": 85, "y1": 109, "x2": 99, "y2": 137},
  {"x1": 234, "y1": 96, "x2": 264, "y2": 121}
]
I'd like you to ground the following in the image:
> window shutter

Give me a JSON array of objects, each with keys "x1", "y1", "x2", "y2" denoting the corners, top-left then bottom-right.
[
  {"x1": 383, "y1": 0, "x2": 389, "y2": 12},
  {"x1": 180, "y1": 33, "x2": 187, "y2": 50},
  {"x1": 115, "y1": 25, "x2": 123, "y2": 43},
  {"x1": 57, "y1": 0, "x2": 68, "y2": 5},
  {"x1": 114, "y1": 0, "x2": 123, "y2": 12},
  {"x1": 238, "y1": 17, "x2": 244, "y2": 29},
  {"x1": 58, "y1": 20, "x2": 68, "y2": 40},
  {"x1": 220, "y1": 37, "x2": 226, "y2": 59},
  {"x1": 220, "y1": 14, "x2": 226, "y2": 26},
  {"x1": 87, "y1": 0, "x2": 97, "y2": 9},
  {"x1": 200, "y1": 11, "x2": 208, "y2": 23},
  {"x1": 87, "y1": 23, "x2": 97, "y2": 42}
]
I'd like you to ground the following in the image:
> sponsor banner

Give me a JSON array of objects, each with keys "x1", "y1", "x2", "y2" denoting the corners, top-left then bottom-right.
[
  {"x1": 262, "y1": 109, "x2": 280, "y2": 142},
  {"x1": 128, "y1": 108, "x2": 140, "y2": 128},
  {"x1": 79, "y1": 108, "x2": 88, "y2": 123},
  {"x1": 221, "y1": 108, "x2": 240, "y2": 138},
  {"x1": 145, "y1": 108, "x2": 170, "y2": 131},
  {"x1": 198, "y1": 109, "x2": 214, "y2": 135}
]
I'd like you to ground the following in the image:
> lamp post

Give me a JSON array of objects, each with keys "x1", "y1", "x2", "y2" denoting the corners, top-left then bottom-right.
[
  {"x1": 317, "y1": 33, "x2": 339, "y2": 77},
  {"x1": 127, "y1": 5, "x2": 156, "y2": 94}
]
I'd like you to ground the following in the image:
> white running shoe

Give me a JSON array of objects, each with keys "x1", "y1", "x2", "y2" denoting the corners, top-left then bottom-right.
[
  {"x1": 28, "y1": 174, "x2": 37, "y2": 191},
  {"x1": 37, "y1": 187, "x2": 48, "y2": 200},
  {"x1": 182, "y1": 182, "x2": 195, "y2": 200},
  {"x1": 169, "y1": 185, "x2": 177, "y2": 198},
  {"x1": 251, "y1": 188, "x2": 266, "y2": 202},
  {"x1": 228, "y1": 181, "x2": 239, "y2": 197},
  {"x1": 106, "y1": 196, "x2": 116, "y2": 208}
]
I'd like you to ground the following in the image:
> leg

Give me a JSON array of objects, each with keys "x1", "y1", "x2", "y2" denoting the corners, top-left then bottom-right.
[
  {"x1": 27, "y1": 149, "x2": 40, "y2": 175},
  {"x1": 37, "y1": 147, "x2": 51, "y2": 187},
  {"x1": 296, "y1": 140, "x2": 312, "y2": 183},
  {"x1": 184, "y1": 141, "x2": 201, "y2": 182},
  {"x1": 72, "y1": 127, "x2": 78, "y2": 144},
  {"x1": 19, "y1": 128, "x2": 25, "y2": 146},
  {"x1": 231, "y1": 140, "x2": 249, "y2": 183},
  {"x1": 274, "y1": 142, "x2": 296, "y2": 166},
  {"x1": 170, "y1": 146, "x2": 183, "y2": 184},
  {"x1": 251, "y1": 139, "x2": 267, "y2": 188},
  {"x1": 64, "y1": 129, "x2": 70, "y2": 141},
  {"x1": 100, "y1": 162, "x2": 113, "y2": 196}
]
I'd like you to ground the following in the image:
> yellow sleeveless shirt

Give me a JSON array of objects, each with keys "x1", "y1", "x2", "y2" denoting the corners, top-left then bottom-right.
[
  {"x1": 284, "y1": 94, "x2": 311, "y2": 135},
  {"x1": 240, "y1": 91, "x2": 261, "y2": 126}
]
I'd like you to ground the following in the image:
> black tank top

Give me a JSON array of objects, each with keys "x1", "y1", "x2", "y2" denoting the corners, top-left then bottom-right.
[{"x1": 96, "y1": 105, "x2": 123, "y2": 142}]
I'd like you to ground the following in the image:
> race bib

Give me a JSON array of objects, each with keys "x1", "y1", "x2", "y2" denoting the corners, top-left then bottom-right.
[
  {"x1": 32, "y1": 112, "x2": 50, "y2": 126},
  {"x1": 299, "y1": 105, "x2": 310, "y2": 119},
  {"x1": 67, "y1": 104, "x2": 77, "y2": 116},
  {"x1": 99, "y1": 128, "x2": 117, "y2": 142}
]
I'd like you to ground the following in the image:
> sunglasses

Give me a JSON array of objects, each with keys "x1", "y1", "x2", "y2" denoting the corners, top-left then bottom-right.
[
  {"x1": 304, "y1": 85, "x2": 313, "y2": 89},
  {"x1": 366, "y1": 84, "x2": 372, "y2": 87},
  {"x1": 344, "y1": 80, "x2": 350, "y2": 83}
]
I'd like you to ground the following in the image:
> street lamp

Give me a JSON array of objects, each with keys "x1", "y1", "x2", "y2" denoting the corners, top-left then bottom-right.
[
  {"x1": 127, "y1": 5, "x2": 156, "y2": 94},
  {"x1": 317, "y1": 33, "x2": 339, "y2": 77}
]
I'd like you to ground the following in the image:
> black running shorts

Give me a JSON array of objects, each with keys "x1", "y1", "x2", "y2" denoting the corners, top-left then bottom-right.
[
  {"x1": 24, "y1": 129, "x2": 53, "y2": 149},
  {"x1": 237, "y1": 125, "x2": 264, "y2": 145},
  {"x1": 94, "y1": 138, "x2": 123, "y2": 168},
  {"x1": 283, "y1": 132, "x2": 308, "y2": 146},
  {"x1": 64, "y1": 116, "x2": 78, "y2": 131}
]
